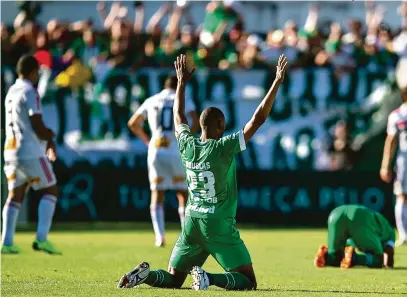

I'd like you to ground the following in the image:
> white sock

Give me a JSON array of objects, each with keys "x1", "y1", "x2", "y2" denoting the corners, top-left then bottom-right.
[
  {"x1": 1, "y1": 200, "x2": 21, "y2": 246},
  {"x1": 403, "y1": 201, "x2": 407, "y2": 238},
  {"x1": 150, "y1": 204, "x2": 165, "y2": 243},
  {"x1": 395, "y1": 199, "x2": 406, "y2": 242},
  {"x1": 156, "y1": 204, "x2": 165, "y2": 241},
  {"x1": 178, "y1": 207, "x2": 185, "y2": 227},
  {"x1": 36, "y1": 195, "x2": 57, "y2": 242}
]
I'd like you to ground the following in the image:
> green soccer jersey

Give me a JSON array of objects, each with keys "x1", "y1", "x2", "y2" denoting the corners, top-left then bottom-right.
[
  {"x1": 333, "y1": 205, "x2": 396, "y2": 245},
  {"x1": 175, "y1": 124, "x2": 246, "y2": 219}
]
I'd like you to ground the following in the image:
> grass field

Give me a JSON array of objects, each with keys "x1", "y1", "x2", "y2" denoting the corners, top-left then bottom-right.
[{"x1": 2, "y1": 224, "x2": 407, "y2": 297}]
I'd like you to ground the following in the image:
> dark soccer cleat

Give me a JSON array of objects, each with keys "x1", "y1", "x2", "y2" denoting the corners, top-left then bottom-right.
[{"x1": 118, "y1": 262, "x2": 150, "y2": 288}]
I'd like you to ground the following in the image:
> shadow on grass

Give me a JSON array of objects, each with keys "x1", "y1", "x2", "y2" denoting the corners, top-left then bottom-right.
[
  {"x1": 392, "y1": 266, "x2": 407, "y2": 270},
  {"x1": 257, "y1": 288, "x2": 407, "y2": 295}
]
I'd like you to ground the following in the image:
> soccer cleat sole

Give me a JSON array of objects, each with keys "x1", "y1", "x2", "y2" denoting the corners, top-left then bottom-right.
[
  {"x1": 191, "y1": 266, "x2": 209, "y2": 291},
  {"x1": 314, "y1": 245, "x2": 328, "y2": 268},
  {"x1": 340, "y1": 246, "x2": 354, "y2": 270},
  {"x1": 118, "y1": 262, "x2": 150, "y2": 289},
  {"x1": 117, "y1": 275, "x2": 131, "y2": 288}
]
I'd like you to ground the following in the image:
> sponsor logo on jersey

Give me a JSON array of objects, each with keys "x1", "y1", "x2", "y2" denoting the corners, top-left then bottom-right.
[
  {"x1": 187, "y1": 204, "x2": 216, "y2": 214},
  {"x1": 4, "y1": 138, "x2": 17, "y2": 150},
  {"x1": 154, "y1": 137, "x2": 171, "y2": 148}
]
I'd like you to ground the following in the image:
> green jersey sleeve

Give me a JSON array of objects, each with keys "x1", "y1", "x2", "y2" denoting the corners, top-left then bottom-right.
[
  {"x1": 216, "y1": 130, "x2": 246, "y2": 158},
  {"x1": 175, "y1": 124, "x2": 194, "y2": 155}
]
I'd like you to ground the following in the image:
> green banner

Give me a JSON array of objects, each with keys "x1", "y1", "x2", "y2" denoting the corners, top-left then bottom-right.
[{"x1": 1, "y1": 67, "x2": 400, "y2": 172}]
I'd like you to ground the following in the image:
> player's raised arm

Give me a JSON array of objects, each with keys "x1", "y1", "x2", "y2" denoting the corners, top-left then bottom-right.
[
  {"x1": 243, "y1": 54, "x2": 287, "y2": 143},
  {"x1": 188, "y1": 110, "x2": 200, "y2": 133},
  {"x1": 173, "y1": 54, "x2": 195, "y2": 128}
]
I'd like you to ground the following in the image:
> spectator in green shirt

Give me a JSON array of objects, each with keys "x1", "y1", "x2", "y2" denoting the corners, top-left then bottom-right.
[
  {"x1": 194, "y1": 37, "x2": 238, "y2": 69},
  {"x1": 200, "y1": 0, "x2": 241, "y2": 48}
]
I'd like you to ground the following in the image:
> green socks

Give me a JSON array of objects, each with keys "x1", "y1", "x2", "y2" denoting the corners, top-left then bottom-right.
[
  {"x1": 143, "y1": 270, "x2": 254, "y2": 290},
  {"x1": 345, "y1": 238, "x2": 357, "y2": 248},
  {"x1": 353, "y1": 253, "x2": 383, "y2": 268},
  {"x1": 144, "y1": 270, "x2": 176, "y2": 288},
  {"x1": 326, "y1": 252, "x2": 342, "y2": 267},
  {"x1": 207, "y1": 272, "x2": 252, "y2": 290}
]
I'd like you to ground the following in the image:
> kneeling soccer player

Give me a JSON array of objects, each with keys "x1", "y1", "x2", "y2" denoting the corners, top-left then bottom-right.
[
  {"x1": 314, "y1": 205, "x2": 395, "y2": 269},
  {"x1": 117, "y1": 54, "x2": 287, "y2": 290}
]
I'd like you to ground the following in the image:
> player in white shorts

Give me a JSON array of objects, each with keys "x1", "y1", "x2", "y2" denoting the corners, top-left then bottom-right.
[
  {"x1": 1, "y1": 55, "x2": 61, "y2": 255},
  {"x1": 381, "y1": 87, "x2": 407, "y2": 246},
  {"x1": 128, "y1": 75, "x2": 198, "y2": 246}
]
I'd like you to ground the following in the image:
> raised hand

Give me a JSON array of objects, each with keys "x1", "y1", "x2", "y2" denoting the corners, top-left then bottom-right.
[
  {"x1": 174, "y1": 54, "x2": 195, "y2": 84},
  {"x1": 275, "y1": 54, "x2": 288, "y2": 83}
]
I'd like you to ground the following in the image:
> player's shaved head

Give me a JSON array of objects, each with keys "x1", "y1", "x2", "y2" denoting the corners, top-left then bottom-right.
[
  {"x1": 199, "y1": 107, "x2": 225, "y2": 139},
  {"x1": 17, "y1": 55, "x2": 39, "y2": 77},
  {"x1": 164, "y1": 75, "x2": 178, "y2": 90}
]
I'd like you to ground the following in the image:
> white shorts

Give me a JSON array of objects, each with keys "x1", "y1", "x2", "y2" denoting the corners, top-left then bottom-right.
[
  {"x1": 394, "y1": 156, "x2": 407, "y2": 195},
  {"x1": 4, "y1": 157, "x2": 57, "y2": 191},
  {"x1": 147, "y1": 151, "x2": 187, "y2": 191}
]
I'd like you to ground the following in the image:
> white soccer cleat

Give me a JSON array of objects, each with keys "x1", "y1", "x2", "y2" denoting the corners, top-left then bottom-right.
[
  {"x1": 191, "y1": 266, "x2": 210, "y2": 291},
  {"x1": 155, "y1": 239, "x2": 165, "y2": 248},
  {"x1": 117, "y1": 262, "x2": 150, "y2": 288}
]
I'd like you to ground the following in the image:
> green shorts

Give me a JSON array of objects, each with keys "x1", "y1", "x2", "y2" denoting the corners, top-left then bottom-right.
[{"x1": 169, "y1": 216, "x2": 252, "y2": 272}]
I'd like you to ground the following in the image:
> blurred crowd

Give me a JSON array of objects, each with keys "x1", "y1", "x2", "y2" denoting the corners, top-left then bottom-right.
[{"x1": 1, "y1": 1, "x2": 407, "y2": 85}]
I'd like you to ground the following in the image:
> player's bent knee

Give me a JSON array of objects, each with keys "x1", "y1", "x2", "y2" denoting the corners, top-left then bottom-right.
[
  {"x1": 246, "y1": 278, "x2": 257, "y2": 290},
  {"x1": 231, "y1": 264, "x2": 257, "y2": 290}
]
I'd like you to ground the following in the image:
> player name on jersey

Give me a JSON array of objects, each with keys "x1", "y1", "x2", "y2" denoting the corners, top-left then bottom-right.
[{"x1": 185, "y1": 162, "x2": 211, "y2": 170}]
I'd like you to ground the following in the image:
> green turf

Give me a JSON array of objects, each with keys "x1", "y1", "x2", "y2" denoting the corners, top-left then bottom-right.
[{"x1": 2, "y1": 225, "x2": 407, "y2": 297}]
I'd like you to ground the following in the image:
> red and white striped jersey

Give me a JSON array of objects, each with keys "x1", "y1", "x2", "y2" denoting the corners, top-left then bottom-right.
[
  {"x1": 387, "y1": 103, "x2": 407, "y2": 154},
  {"x1": 135, "y1": 89, "x2": 196, "y2": 153},
  {"x1": 4, "y1": 78, "x2": 46, "y2": 161}
]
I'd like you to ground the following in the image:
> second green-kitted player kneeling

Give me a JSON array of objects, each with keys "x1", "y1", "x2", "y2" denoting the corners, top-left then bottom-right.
[{"x1": 314, "y1": 205, "x2": 395, "y2": 269}]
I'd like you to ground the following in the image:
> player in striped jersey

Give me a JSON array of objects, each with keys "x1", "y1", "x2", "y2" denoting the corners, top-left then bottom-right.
[
  {"x1": 1, "y1": 55, "x2": 61, "y2": 255},
  {"x1": 381, "y1": 87, "x2": 407, "y2": 246},
  {"x1": 128, "y1": 75, "x2": 199, "y2": 247}
]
